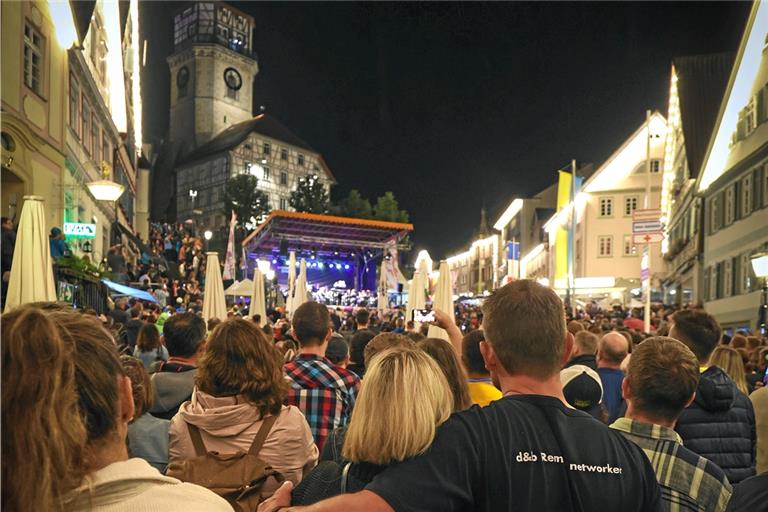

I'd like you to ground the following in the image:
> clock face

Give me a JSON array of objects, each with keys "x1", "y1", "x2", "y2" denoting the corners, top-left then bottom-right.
[
  {"x1": 224, "y1": 67, "x2": 242, "y2": 91},
  {"x1": 176, "y1": 66, "x2": 189, "y2": 88}
]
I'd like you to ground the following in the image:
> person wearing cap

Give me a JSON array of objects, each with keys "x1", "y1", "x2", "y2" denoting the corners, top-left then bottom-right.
[
  {"x1": 610, "y1": 337, "x2": 732, "y2": 512},
  {"x1": 49, "y1": 227, "x2": 70, "y2": 259},
  {"x1": 326, "y1": 334, "x2": 351, "y2": 369},
  {"x1": 560, "y1": 364, "x2": 607, "y2": 422}
]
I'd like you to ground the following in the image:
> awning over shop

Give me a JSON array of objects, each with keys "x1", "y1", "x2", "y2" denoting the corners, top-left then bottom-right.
[{"x1": 101, "y1": 279, "x2": 157, "y2": 303}]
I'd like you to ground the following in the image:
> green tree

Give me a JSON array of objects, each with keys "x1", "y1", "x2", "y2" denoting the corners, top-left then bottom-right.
[
  {"x1": 373, "y1": 191, "x2": 409, "y2": 223},
  {"x1": 223, "y1": 174, "x2": 270, "y2": 230},
  {"x1": 289, "y1": 174, "x2": 330, "y2": 213},
  {"x1": 340, "y1": 189, "x2": 372, "y2": 219}
]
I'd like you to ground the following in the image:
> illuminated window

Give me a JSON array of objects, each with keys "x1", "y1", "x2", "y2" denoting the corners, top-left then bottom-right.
[
  {"x1": 23, "y1": 23, "x2": 44, "y2": 94},
  {"x1": 723, "y1": 259, "x2": 733, "y2": 298},
  {"x1": 263, "y1": 167, "x2": 270, "y2": 181},
  {"x1": 599, "y1": 197, "x2": 613, "y2": 217},
  {"x1": 91, "y1": 115, "x2": 100, "y2": 161},
  {"x1": 650, "y1": 160, "x2": 661, "y2": 173},
  {"x1": 69, "y1": 75, "x2": 80, "y2": 137},
  {"x1": 741, "y1": 253, "x2": 753, "y2": 294},
  {"x1": 298, "y1": 154, "x2": 305, "y2": 167},
  {"x1": 624, "y1": 196, "x2": 639, "y2": 216},
  {"x1": 102, "y1": 133, "x2": 111, "y2": 166},
  {"x1": 710, "y1": 194, "x2": 721, "y2": 233},
  {"x1": 279, "y1": 197, "x2": 287, "y2": 210},
  {"x1": 82, "y1": 98, "x2": 92, "y2": 155},
  {"x1": 623, "y1": 235, "x2": 637, "y2": 256},
  {"x1": 598, "y1": 236, "x2": 613, "y2": 257}
]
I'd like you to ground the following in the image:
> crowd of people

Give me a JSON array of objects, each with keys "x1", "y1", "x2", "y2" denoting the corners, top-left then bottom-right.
[{"x1": 3, "y1": 278, "x2": 767, "y2": 511}]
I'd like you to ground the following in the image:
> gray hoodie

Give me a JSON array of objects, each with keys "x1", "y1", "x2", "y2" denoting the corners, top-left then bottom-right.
[{"x1": 150, "y1": 368, "x2": 197, "y2": 420}]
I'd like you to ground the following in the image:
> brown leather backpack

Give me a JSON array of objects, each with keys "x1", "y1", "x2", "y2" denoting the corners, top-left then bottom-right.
[{"x1": 166, "y1": 412, "x2": 283, "y2": 511}]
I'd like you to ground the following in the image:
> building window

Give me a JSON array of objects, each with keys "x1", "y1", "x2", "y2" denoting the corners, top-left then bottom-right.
[
  {"x1": 599, "y1": 197, "x2": 613, "y2": 217},
  {"x1": 724, "y1": 185, "x2": 735, "y2": 226},
  {"x1": 69, "y1": 75, "x2": 80, "y2": 138},
  {"x1": 723, "y1": 259, "x2": 733, "y2": 298},
  {"x1": 710, "y1": 194, "x2": 721, "y2": 233},
  {"x1": 23, "y1": 23, "x2": 44, "y2": 95},
  {"x1": 742, "y1": 173, "x2": 753, "y2": 218},
  {"x1": 710, "y1": 265, "x2": 719, "y2": 301},
  {"x1": 745, "y1": 98, "x2": 757, "y2": 135},
  {"x1": 226, "y1": 88, "x2": 239, "y2": 100},
  {"x1": 280, "y1": 171, "x2": 288, "y2": 185},
  {"x1": 263, "y1": 167, "x2": 270, "y2": 181},
  {"x1": 244, "y1": 161, "x2": 252, "y2": 175},
  {"x1": 298, "y1": 154, "x2": 305, "y2": 167},
  {"x1": 102, "y1": 133, "x2": 111, "y2": 166},
  {"x1": 263, "y1": 143, "x2": 271, "y2": 155},
  {"x1": 624, "y1": 196, "x2": 639, "y2": 216},
  {"x1": 598, "y1": 236, "x2": 613, "y2": 257},
  {"x1": 741, "y1": 253, "x2": 753, "y2": 294},
  {"x1": 91, "y1": 116, "x2": 100, "y2": 161},
  {"x1": 280, "y1": 148, "x2": 288, "y2": 161},
  {"x1": 763, "y1": 164, "x2": 768, "y2": 207},
  {"x1": 623, "y1": 235, "x2": 637, "y2": 256},
  {"x1": 279, "y1": 197, "x2": 287, "y2": 210},
  {"x1": 650, "y1": 160, "x2": 661, "y2": 173},
  {"x1": 82, "y1": 99, "x2": 92, "y2": 155}
]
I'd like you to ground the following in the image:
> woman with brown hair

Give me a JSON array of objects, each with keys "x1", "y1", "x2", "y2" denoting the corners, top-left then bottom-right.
[
  {"x1": 169, "y1": 318, "x2": 318, "y2": 496},
  {"x1": 133, "y1": 322, "x2": 169, "y2": 371},
  {"x1": 419, "y1": 337, "x2": 473, "y2": 412},
  {"x1": 2, "y1": 306, "x2": 87, "y2": 511}
]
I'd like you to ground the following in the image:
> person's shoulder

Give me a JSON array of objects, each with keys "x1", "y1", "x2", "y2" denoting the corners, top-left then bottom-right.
[{"x1": 149, "y1": 481, "x2": 234, "y2": 510}]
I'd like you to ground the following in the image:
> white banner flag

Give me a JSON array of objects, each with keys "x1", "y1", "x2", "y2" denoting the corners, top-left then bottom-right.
[{"x1": 222, "y1": 210, "x2": 237, "y2": 280}]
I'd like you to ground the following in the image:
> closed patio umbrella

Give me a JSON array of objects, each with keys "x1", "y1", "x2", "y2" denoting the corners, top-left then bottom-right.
[
  {"x1": 4, "y1": 196, "x2": 56, "y2": 312},
  {"x1": 202, "y1": 252, "x2": 227, "y2": 322},
  {"x1": 427, "y1": 260, "x2": 454, "y2": 341},
  {"x1": 377, "y1": 259, "x2": 388, "y2": 314},
  {"x1": 292, "y1": 258, "x2": 309, "y2": 313},
  {"x1": 286, "y1": 250, "x2": 296, "y2": 315},
  {"x1": 249, "y1": 268, "x2": 267, "y2": 326}
]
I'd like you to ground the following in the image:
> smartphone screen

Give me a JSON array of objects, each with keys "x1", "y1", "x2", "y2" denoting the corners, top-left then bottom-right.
[{"x1": 412, "y1": 309, "x2": 435, "y2": 323}]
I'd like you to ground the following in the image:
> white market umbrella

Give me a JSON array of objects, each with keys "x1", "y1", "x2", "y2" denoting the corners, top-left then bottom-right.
[
  {"x1": 202, "y1": 252, "x2": 227, "y2": 322},
  {"x1": 377, "y1": 259, "x2": 388, "y2": 314},
  {"x1": 292, "y1": 258, "x2": 309, "y2": 312},
  {"x1": 4, "y1": 196, "x2": 57, "y2": 312},
  {"x1": 250, "y1": 268, "x2": 267, "y2": 325},
  {"x1": 427, "y1": 260, "x2": 455, "y2": 341},
  {"x1": 224, "y1": 279, "x2": 253, "y2": 296},
  {"x1": 406, "y1": 271, "x2": 425, "y2": 324},
  {"x1": 286, "y1": 250, "x2": 297, "y2": 314}
]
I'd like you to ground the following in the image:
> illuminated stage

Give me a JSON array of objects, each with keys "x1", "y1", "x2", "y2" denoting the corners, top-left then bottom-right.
[{"x1": 241, "y1": 211, "x2": 412, "y2": 291}]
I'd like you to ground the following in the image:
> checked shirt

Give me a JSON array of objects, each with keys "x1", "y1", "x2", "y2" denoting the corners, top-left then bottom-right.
[
  {"x1": 284, "y1": 354, "x2": 360, "y2": 451},
  {"x1": 610, "y1": 418, "x2": 732, "y2": 512}
]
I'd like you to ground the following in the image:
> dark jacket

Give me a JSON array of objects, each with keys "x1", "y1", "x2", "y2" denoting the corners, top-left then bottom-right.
[
  {"x1": 124, "y1": 318, "x2": 144, "y2": 349},
  {"x1": 564, "y1": 353, "x2": 597, "y2": 371},
  {"x1": 675, "y1": 366, "x2": 756, "y2": 484},
  {"x1": 292, "y1": 460, "x2": 385, "y2": 506},
  {"x1": 1, "y1": 227, "x2": 15, "y2": 272}
]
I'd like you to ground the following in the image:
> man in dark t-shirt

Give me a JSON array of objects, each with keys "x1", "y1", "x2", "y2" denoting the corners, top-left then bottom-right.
[{"x1": 260, "y1": 280, "x2": 661, "y2": 512}]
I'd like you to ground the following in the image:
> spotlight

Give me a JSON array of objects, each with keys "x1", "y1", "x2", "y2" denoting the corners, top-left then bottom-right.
[
  {"x1": 272, "y1": 259, "x2": 277, "y2": 264},
  {"x1": 344, "y1": 264, "x2": 350, "y2": 270},
  {"x1": 319, "y1": 262, "x2": 325, "y2": 269},
  {"x1": 335, "y1": 263, "x2": 341, "y2": 270}
]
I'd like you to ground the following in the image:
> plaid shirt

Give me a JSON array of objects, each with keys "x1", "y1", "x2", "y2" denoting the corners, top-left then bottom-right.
[
  {"x1": 284, "y1": 354, "x2": 360, "y2": 451},
  {"x1": 610, "y1": 418, "x2": 732, "y2": 512}
]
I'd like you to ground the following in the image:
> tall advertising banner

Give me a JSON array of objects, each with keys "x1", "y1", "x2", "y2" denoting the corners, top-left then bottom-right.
[{"x1": 555, "y1": 171, "x2": 572, "y2": 282}]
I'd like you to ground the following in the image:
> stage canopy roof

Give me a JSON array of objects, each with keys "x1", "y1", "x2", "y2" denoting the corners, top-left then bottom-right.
[{"x1": 241, "y1": 210, "x2": 413, "y2": 256}]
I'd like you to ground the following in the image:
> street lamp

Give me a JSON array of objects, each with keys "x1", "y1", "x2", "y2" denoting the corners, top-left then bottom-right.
[
  {"x1": 88, "y1": 161, "x2": 125, "y2": 202},
  {"x1": 751, "y1": 252, "x2": 768, "y2": 335},
  {"x1": 204, "y1": 230, "x2": 213, "y2": 241}
]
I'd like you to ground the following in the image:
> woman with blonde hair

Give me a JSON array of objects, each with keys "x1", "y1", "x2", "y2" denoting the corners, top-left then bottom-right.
[
  {"x1": 169, "y1": 318, "x2": 318, "y2": 496},
  {"x1": 710, "y1": 345, "x2": 750, "y2": 395},
  {"x1": 290, "y1": 346, "x2": 453, "y2": 505}
]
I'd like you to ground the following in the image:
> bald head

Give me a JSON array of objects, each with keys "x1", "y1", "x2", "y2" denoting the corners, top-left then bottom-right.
[{"x1": 598, "y1": 332, "x2": 629, "y2": 368}]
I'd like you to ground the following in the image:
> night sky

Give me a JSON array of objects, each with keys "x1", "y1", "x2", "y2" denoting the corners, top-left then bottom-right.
[{"x1": 141, "y1": 1, "x2": 750, "y2": 259}]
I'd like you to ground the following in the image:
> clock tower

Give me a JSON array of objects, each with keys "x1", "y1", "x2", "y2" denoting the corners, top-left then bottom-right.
[{"x1": 167, "y1": 2, "x2": 259, "y2": 155}]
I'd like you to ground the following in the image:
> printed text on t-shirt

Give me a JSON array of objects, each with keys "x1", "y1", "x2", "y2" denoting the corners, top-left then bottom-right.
[{"x1": 515, "y1": 451, "x2": 623, "y2": 474}]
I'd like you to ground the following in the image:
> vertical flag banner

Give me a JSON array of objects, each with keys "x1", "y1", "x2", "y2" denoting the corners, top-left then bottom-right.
[
  {"x1": 555, "y1": 171, "x2": 572, "y2": 282},
  {"x1": 222, "y1": 210, "x2": 237, "y2": 280}
]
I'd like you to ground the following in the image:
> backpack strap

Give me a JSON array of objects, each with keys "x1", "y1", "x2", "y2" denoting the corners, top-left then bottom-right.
[
  {"x1": 186, "y1": 423, "x2": 208, "y2": 457},
  {"x1": 248, "y1": 410, "x2": 281, "y2": 455},
  {"x1": 340, "y1": 462, "x2": 352, "y2": 494}
]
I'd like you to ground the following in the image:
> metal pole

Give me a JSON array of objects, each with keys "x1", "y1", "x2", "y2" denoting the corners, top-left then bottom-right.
[
  {"x1": 570, "y1": 159, "x2": 577, "y2": 318},
  {"x1": 644, "y1": 110, "x2": 652, "y2": 333}
]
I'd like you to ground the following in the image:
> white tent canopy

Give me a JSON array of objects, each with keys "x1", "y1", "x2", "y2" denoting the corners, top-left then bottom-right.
[
  {"x1": 202, "y1": 252, "x2": 227, "y2": 322},
  {"x1": 224, "y1": 279, "x2": 253, "y2": 296},
  {"x1": 4, "y1": 196, "x2": 57, "y2": 312}
]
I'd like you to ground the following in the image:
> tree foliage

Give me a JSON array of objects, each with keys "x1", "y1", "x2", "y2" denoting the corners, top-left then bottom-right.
[
  {"x1": 373, "y1": 191, "x2": 409, "y2": 223},
  {"x1": 339, "y1": 189, "x2": 372, "y2": 219},
  {"x1": 289, "y1": 174, "x2": 330, "y2": 214},
  {"x1": 223, "y1": 174, "x2": 270, "y2": 230}
]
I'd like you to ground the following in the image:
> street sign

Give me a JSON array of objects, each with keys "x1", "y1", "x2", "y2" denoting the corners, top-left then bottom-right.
[
  {"x1": 632, "y1": 209, "x2": 662, "y2": 221},
  {"x1": 633, "y1": 233, "x2": 663, "y2": 244},
  {"x1": 63, "y1": 222, "x2": 96, "y2": 239},
  {"x1": 632, "y1": 220, "x2": 663, "y2": 234}
]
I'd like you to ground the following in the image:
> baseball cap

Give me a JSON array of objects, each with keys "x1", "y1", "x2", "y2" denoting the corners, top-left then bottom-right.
[
  {"x1": 560, "y1": 364, "x2": 603, "y2": 411},
  {"x1": 326, "y1": 334, "x2": 349, "y2": 365}
]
